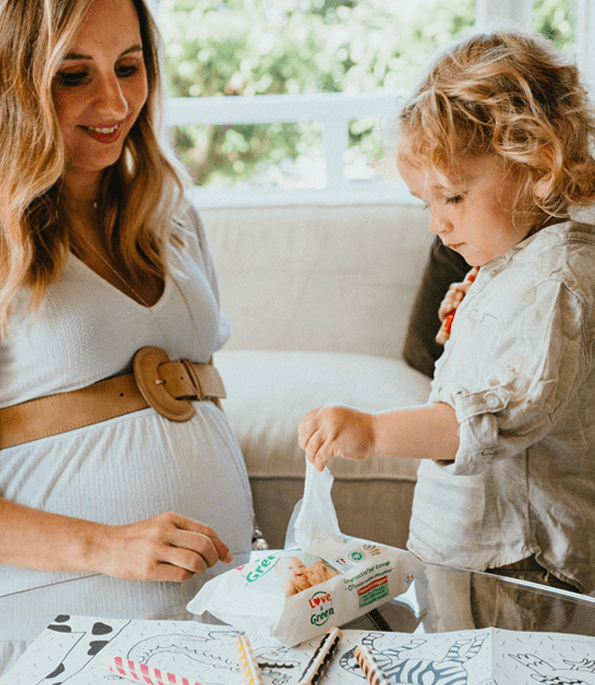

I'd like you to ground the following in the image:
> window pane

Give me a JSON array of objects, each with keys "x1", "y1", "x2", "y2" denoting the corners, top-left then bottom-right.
[
  {"x1": 161, "y1": 0, "x2": 475, "y2": 188},
  {"x1": 160, "y1": 0, "x2": 578, "y2": 190},
  {"x1": 161, "y1": 0, "x2": 476, "y2": 97},
  {"x1": 345, "y1": 116, "x2": 386, "y2": 182},
  {"x1": 533, "y1": 0, "x2": 577, "y2": 50},
  {"x1": 171, "y1": 121, "x2": 325, "y2": 188}
]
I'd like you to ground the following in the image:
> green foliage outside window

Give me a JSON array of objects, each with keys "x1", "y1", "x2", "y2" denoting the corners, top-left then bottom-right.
[
  {"x1": 160, "y1": 0, "x2": 576, "y2": 188},
  {"x1": 533, "y1": 0, "x2": 575, "y2": 48}
]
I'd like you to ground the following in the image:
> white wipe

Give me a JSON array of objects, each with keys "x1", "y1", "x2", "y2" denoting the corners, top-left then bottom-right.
[{"x1": 187, "y1": 461, "x2": 423, "y2": 646}]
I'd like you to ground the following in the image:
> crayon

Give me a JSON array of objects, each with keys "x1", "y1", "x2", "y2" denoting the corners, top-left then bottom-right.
[
  {"x1": 234, "y1": 634, "x2": 264, "y2": 685},
  {"x1": 354, "y1": 644, "x2": 391, "y2": 685},
  {"x1": 102, "y1": 654, "x2": 203, "y2": 685},
  {"x1": 435, "y1": 266, "x2": 479, "y2": 344},
  {"x1": 297, "y1": 627, "x2": 342, "y2": 685}
]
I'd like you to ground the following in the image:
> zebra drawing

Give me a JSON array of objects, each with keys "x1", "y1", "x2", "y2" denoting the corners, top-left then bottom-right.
[{"x1": 339, "y1": 632, "x2": 489, "y2": 684}]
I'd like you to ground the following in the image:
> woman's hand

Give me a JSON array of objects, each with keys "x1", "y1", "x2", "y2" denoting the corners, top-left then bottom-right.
[
  {"x1": 0, "y1": 500, "x2": 233, "y2": 581},
  {"x1": 88, "y1": 512, "x2": 233, "y2": 582},
  {"x1": 298, "y1": 405, "x2": 376, "y2": 472}
]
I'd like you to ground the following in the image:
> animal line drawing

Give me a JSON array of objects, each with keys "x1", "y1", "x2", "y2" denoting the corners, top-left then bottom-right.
[{"x1": 338, "y1": 631, "x2": 489, "y2": 684}]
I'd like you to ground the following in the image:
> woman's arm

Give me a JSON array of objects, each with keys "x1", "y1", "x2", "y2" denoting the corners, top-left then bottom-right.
[
  {"x1": 298, "y1": 402, "x2": 460, "y2": 472},
  {"x1": 0, "y1": 498, "x2": 232, "y2": 581}
]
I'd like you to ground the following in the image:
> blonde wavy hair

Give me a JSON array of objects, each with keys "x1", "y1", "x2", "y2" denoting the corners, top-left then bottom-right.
[
  {"x1": 0, "y1": 0, "x2": 190, "y2": 329},
  {"x1": 396, "y1": 29, "x2": 595, "y2": 228}
]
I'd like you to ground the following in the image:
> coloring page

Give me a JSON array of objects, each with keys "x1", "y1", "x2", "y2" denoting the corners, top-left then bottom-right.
[
  {"x1": 3, "y1": 615, "x2": 595, "y2": 685},
  {"x1": 1, "y1": 618, "x2": 492, "y2": 685},
  {"x1": 494, "y1": 630, "x2": 595, "y2": 685}
]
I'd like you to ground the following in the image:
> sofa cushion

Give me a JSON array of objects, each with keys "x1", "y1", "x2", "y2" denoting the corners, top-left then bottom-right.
[
  {"x1": 202, "y1": 204, "x2": 433, "y2": 358},
  {"x1": 215, "y1": 349, "x2": 431, "y2": 549},
  {"x1": 402, "y1": 236, "x2": 469, "y2": 378}
]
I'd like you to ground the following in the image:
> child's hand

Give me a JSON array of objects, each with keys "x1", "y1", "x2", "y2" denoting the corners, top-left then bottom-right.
[
  {"x1": 298, "y1": 405, "x2": 376, "y2": 472},
  {"x1": 438, "y1": 267, "x2": 478, "y2": 321},
  {"x1": 438, "y1": 278, "x2": 473, "y2": 322}
]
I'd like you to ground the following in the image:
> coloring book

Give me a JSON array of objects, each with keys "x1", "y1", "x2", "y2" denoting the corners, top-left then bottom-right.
[{"x1": 3, "y1": 614, "x2": 595, "y2": 685}]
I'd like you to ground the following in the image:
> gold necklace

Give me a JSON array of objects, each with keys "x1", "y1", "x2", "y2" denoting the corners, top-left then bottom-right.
[
  {"x1": 79, "y1": 232, "x2": 154, "y2": 308},
  {"x1": 78, "y1": 232, "x2": 202, "y2": 360}
]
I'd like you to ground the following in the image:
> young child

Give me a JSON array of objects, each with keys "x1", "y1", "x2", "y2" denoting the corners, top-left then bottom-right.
[{"x1": 298, "y1": 29, "x2": 595, "y2": 599}]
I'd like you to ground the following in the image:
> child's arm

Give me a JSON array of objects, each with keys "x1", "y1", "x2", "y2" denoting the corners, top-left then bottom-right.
[{"x1": 298, "y1": 403, "x2": 460, "y2": 472}]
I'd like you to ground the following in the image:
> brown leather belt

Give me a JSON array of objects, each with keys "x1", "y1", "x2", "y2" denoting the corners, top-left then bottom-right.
[{"x1": 0, "y1": 347, "x2": 226, "y2": 449}]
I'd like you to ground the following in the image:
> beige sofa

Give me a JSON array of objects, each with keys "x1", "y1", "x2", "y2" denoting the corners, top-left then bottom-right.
[{"x1": 202, "y1": 203, "x2": 434, "y2": 550}]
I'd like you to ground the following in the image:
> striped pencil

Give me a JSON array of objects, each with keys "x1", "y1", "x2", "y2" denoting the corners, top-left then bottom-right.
[
  {"x1": 102, "y1": 654, "x2": 203, "y2": 685},
  {"x1": 297, "y1": 627, "x2": 342, "y2": 685},
  {"x1": 234, "y1": 634, "x2": 264, "y2": 685},
  {"x1": 354, "y1": 644, "x2": 391, "y2": 685}
]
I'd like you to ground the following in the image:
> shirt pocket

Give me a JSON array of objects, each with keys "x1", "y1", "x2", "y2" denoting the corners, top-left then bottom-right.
[
  {"x1": 448, "y1": 305, "x2": 501, "y2": 375},
  {"x1": 467, "y1": 306, "x2": 499, "y2": 329}
]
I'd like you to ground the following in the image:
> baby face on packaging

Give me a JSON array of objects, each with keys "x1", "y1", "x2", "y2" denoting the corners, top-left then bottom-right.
[{"x1": 284, "y1": 557, "x2": 309, "y2": 583}]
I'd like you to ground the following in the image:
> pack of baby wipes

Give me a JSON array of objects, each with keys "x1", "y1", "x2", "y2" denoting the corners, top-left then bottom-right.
[{"x1": 187, "y1": 461, "x2": 423, "y2": 646}]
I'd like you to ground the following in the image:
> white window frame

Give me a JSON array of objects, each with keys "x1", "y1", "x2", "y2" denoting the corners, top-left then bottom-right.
[{"x1": 162, "y1": 1, "x2": 595, "y2": 208}]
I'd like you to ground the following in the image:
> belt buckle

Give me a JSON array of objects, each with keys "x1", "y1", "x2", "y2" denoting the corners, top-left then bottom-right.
[{"x1": 133, "y1": 347, "x2": 196, "y2": 421}]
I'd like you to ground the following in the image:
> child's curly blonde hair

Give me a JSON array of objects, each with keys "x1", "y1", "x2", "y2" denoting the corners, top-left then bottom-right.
[{"x1": 396, "y1": 29, "x2": 595, "y2": 226}]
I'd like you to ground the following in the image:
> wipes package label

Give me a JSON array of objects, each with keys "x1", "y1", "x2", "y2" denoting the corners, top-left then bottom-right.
[
  {"x1": 243, "y1": 554, "x2": 279, "y2": 585},
  {"x1": 187, "y1": 462, "x2": 423, "y2": 646},
  {"x1": 187, "y1": 538, "x2": 422, "y2": 646},
  {"x1": 308, "y1": 590, "x2": 333, "y2": 625}
]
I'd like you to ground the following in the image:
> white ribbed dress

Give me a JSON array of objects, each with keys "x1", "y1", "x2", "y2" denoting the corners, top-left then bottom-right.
[{"x1": 0, "y1": 206, "x2": 254, "y2": 673}]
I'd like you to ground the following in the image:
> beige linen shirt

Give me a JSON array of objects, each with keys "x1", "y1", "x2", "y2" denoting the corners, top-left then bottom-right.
[{"x1": 407, "y1": 220, "x2": 595, "y2": 594}]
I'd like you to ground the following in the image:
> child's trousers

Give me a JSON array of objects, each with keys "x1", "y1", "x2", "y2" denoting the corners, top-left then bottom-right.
[{"x1": 471, "y1": 556, "x2": 580, "y2": 631}]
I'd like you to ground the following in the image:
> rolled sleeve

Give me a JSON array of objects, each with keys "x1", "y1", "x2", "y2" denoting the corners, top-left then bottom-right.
[{"x1": 431, "y1": 279, "x2": 585, "y2": 476}]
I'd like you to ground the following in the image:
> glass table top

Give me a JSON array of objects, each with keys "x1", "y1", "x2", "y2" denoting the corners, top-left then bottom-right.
[
  {"x1": 2, "y1": 556, "x2": 594, "y2": 634},
  {"x1": 1, "y1": 556, "x2": 594, "y2": 677}
]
